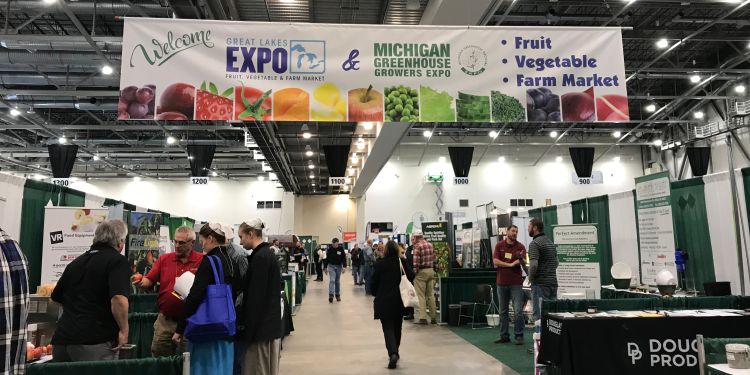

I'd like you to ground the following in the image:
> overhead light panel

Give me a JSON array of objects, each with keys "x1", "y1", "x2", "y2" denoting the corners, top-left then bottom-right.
[
  {"x1": 308, "y1": 160, "x2": 315, "y2": 169},
  {"x1": 362, "y1": 122, "x2": 375, "y2": 130},
  {"x1": 351, "y1": 154, "x2": 359, "y2": 165},
  {"x1": 304, "y1": 144, "x2": 313, "y2": 157},
  {"x1": 92, "y1": 155, "x2": 100, "y2": 161},
  {"x1": 653, "y1": 139, "x2": 663, "y2": 147},
  {"x1": 489, "y1": 131, "x2": 499, "y2": 138},
  {"x1": 212, "y1": 171, "x2": 218, "y2": 177},
  {"x1": 42, "y1": 0, "x2": 56, "y2": 5},
  {"x1": 549, "y1": 131, "x2": 558, "y2": 138},
  {"x1": 58, "y1": 136, "x2": 67, "y2": 144},
  {"x1": 269, "y1": 172, "x2": 277, "y2": 180},
  {"x1": 555, "y1": 156, "x2": 563, "y2": 163},
  {"x1": 693, "y1": 111, "x2": 705, "y2": 119},
  {"x1": 356, "y1": 137, "x2": 365, "y2": 150},
  {"x1": 9, "y1": 108, "x2": 20, "y2": 117},
  {"x1": 101, "y1": 65, "x2": 113, "y2": 75},
  {"x1": 645, "y1": 103, "x2": 657, "y2": 113},
  {"x1": 258, "y1": 175, "x2": 265, "y2": 181},
  {"x1": 423, "y1": 130, "x2": 432, "y2": 138},
  {"x1": 166, "y1": 136, "x2": 176, "y2": 145},
  {"x1": 689, "y1": 74, "x2": 701, "y2": 84},
  {"x1": 309, "y1": 173, "x2": 315, "y2": 178},
  {"x1": 655, "y1": 38, "x2": 669, "y2": 49},
  {"x1": 438, "y1": 156, "x2": 446, "y2": 163},
  {"x1": 133, "y1": 176, "x2": 141, "y2": 182},
  {"x1": 735, "y1": 85, "x2": 746, "y2": 94},
  {"x1": 33, "y1": 174, "x2": 46, "y2": 180},
  {"x1": 349, "y1": 168, "x2": 356, "y2": 176},
  {"x1": 301, "y1": 124, "x2": 311, "y2": 139},
  {"x1": 498, "y1": 156, "x2": 506, "y2": 162},
  {"x1": 613, "y1": 131, "x2": 622, "y2": 138},
  {"x1": 613, "y1": 156, "x2": 621, "y2": 163}
]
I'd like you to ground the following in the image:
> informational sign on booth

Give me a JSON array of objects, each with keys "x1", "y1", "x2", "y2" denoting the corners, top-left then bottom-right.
[
  {"x1": 342, "y1": 232, "x2": 357, "y2": 242},
  {"x1": 421, "y1": 221, "x2": 450, "y2": 276},
  {"x1": 41, "y1": 207, "x2": 108, "y2": 284},
  {"x1": 553, "y1": 224, "x2": 601, "y2": 299},
  {"x1": 120, "y1": 18, "x2": 628, "y2": 123},
  {"x1": 634, "y1": 172, "x2": 677, "y2": 285},
  {"x1": 128, "y1": 211, "x2": 162, "y2": 282}
]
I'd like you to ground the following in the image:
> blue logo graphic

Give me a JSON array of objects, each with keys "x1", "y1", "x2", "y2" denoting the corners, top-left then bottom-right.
[
  {"x1": 290, "y1": 40, "x2": 325, "y2": 74},
  {"x1": 342, "y1": 49, "x2": 360, "y2": 71}
]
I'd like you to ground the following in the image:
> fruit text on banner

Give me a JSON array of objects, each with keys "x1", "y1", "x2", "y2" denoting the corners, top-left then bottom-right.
[{"x1": 120, "y1": 20, "x2": 628, "y2": 123}]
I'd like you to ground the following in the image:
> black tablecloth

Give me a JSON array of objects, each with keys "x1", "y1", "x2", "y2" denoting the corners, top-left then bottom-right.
[{"x1": 539, "y1": 314, "x2": 750, "y2": 375}]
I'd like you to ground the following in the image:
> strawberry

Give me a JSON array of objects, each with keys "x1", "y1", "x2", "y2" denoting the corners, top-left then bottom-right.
[{"x1": 195, "y1": 81, "x2": 233, "y2": 120}]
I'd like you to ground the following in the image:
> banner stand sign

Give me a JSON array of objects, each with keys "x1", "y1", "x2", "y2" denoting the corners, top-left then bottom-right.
[
  {"x1": 553, "y1": 224, "x2": 601, "y2": 299},
  {"x1": 634, "y1": 172, "x2": 677, "y2": 285},
  {"x1": 120, "y1": 19, "x2": 628, "y2": 123},
  {"x1": 128, "y1": 211, "x2": 162, "y2": 291},
  {"x1": 421, "y1": 221, "x2": 450, "y2": 277},
  {"x1": 41, "y1": 207, "x2": 108, "y2": 285}
]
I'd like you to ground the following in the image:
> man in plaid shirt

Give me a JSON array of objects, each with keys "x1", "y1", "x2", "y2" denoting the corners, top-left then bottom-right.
[
  {"x1": 1, "y1": 227, "x2": 30, "y2": 375},
  {"x1": 411, "y1": 230, "x2": 437, "y2": 325}
]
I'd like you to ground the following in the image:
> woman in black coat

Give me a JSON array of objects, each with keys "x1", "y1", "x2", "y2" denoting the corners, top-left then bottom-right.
[{"x1": 371, "y1": 240, "x2": 415, "y2": 370}]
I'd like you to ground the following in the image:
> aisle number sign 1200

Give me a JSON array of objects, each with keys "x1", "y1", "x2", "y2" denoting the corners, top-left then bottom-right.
[
  {"x1": 120, "y1": 19, "x2": 628, "y2": 123},
  {"x1": 191, "y1": 177, "x2": 209, "y2": 185}
]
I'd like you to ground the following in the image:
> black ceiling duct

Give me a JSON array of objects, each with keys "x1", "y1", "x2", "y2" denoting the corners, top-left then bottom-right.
[
  {"x1": 186, "y1": 145, "x2": 216, "y2": 177},
  {"x1": 686, "y1": 147, "x2": 711, "y2": 177},
  {"x1": 569, "y1": 147, "x2": 595, "y2": 178},
  {"x1": 448, "y1": 147, "x2": 474, "y2": 178},
  {"x1": 323, "y1": 145, "x2": 351, "y2": 177},
  {"x1": 47, "y1": 144, "x2": 78, "y2": 178}
]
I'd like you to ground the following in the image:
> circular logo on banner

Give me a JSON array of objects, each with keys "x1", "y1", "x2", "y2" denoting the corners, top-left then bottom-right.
[{"x1": 459, "y1": 45, "x2": 487, "y2": 76}]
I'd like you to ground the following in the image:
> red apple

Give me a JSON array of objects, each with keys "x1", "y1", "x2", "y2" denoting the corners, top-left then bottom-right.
[
  {"x1": 562, "y1": 87, "x2": 595, "y2": 122},
  {"x1": 348, "y1": 85, "x2": 384, "y2": 121}
]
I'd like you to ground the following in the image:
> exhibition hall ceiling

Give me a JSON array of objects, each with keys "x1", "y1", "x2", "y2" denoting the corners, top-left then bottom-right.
[{"x1": 0, "y1": 0, "x2": 748, "y2": 195}]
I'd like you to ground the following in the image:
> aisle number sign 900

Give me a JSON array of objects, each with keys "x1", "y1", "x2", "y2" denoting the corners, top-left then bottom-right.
[{"x1": 191, "y1": 177, "x2": 210, "y2": 185}]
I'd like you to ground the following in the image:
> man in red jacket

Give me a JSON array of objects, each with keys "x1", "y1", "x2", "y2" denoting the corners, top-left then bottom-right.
[
  {"x1": 139, "y1": 226, "x2": 203, "y2": 356},
  {"x1": 493, "y1": 225, "x2": 527, "y2": 345}
]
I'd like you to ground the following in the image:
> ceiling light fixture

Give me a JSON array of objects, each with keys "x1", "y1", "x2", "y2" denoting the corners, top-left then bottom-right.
[
  {"x1": 653, "y1": 139, "x2": 663, "y2": 147},
  {"x1": 655, "y1": 38, "x2": 669, "y2": 49},
  {"x1": 735, "y1": 84, "x2": 747, "y2": 94},
  {"x1": 166, "y1": 135, "x2": 176, "y2": 145},
  {"x1": 9, "y1": 108, "x2": 20, "y2": 117},
  {"x1": 645, "y1": 103, "x2": 657, "y2": 113},
  {"x1": 309, "y1": 173, "x2": 315, "y2": 178},
  {"x1": 133, "y1": 176, "x2": 141, "y2": 182},
  {"x1": 92, "y1": 155, "x2": 100, "y2": 161},
  {"x1": 689, "y1": 74, "x2": 701, "y2": 83},
  {"x1": 356, "y1": 137, "x2": 365, "y2": 150},
  {"x1": 34, "y1": 174, "x2": 46, "y2": 180},
  {"x1": 555, "y1": 156, "x2": 563, "y2": 163},
  {"x1": 304, "y1": 144, "x2": 313, "y2": 157},
  {"x1": 362, "y1": 122, "x2": 374, "y2": 130},
  {"x1": 613, "y1": 131, "x2": 622, "y2": 138},
  {"x1": 489, "y1": 130, "x2": 498, "y2": 138},
  {"x1": 423, "y1": 130, "x2": 432, "y2": 138},
  {"x1": 351, "y1": 155, "x2": 359, "y2": 165},
  {"x1": 613, "y1": 156, "x2": 621, "y2": 162},
  {"x1": 269, "y1": 172, "x2": 277, "y2": 180},
  {"x1": 58, "y1": 136, "x2": 67, "y2": 144},
  {"x1": 258, "y1": 175, "x2": 265, "y2": 181},
  {"x1": 439, "y1": 156, "x2": 446, "y2": 163},
  {"x1": 301, "y1": 124, "x2": 311, "y2": 139},
  {"x1": 212, "y1": 171, "x2": 218, "y2": 177},
  {"x1": 308, "y1": 163, "x2": 315, "y2": 170},
  {"x1": 312, "y1": 183, "x2": 316, "y2": 186},
  {"x1": 693, "y1": 111, "x2": 705, "y2": 119},
  {"x1": 42, "y1": 0, "x2": 56, "y2": 5},
  {"x1": 549, "y1": 131, "x2": 559, "y2": 138},
  {"x1": 498, "y1": 156, "x2": 506, "y2": 162},
  {"x1": 349, "y1": 168, "x2": 356, "y2": 176},
  {"x1": 101, "y1": 65, "x2": 113, "y2": 75}
]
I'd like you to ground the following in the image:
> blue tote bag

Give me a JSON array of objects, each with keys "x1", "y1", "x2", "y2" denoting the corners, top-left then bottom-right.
[{"x1": 184, "y1": 255, "x2": 237, "y2": 342}]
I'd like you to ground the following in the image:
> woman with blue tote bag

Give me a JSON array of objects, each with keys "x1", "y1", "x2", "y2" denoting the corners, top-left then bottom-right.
[{"x1": 173, "y1": 223, "x2": 243, "y2": 375}]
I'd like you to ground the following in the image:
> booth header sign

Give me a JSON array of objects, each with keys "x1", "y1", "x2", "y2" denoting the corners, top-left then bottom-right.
[{"x1": 120, "y1": 18, "x2": 628, "y2": 123}]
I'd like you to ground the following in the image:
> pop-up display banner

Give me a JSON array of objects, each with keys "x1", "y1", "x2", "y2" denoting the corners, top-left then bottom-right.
[
  {"x1": 120, "y1": 18, "x2": 628, "y2": 123},
  {"x1": 421, "y1": 221, "x2": 450, "y2": 276},
  {"x1": 635, "y1": 172, "x2": 677, "y2": 285},
  {"x1": 553, "y1": 224, "x2": 602, "y2": 299},
  {"x1": 41, "y1": 207, "x2": 108, "y2": 285}
]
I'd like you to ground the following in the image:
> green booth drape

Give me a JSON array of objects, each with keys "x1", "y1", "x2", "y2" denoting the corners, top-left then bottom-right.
[
  {"x1": 671, "y1": 178, "x2": 716, "y2": 292},
  {"x1": 129, "y1": 294, "x2": 159, "y2": 313},
  {"x1": 571, "y1": 196, "x2": 614, "y2": 285},
  {"x1": 19, "y1": 179, "x2": 86, "y2": 288},
  {"x1": 128, "y1": 313, "x2": 158, "y2": 359},
  {"x1": 27, "y1": 355, "x2": 182, "y2": 375}
]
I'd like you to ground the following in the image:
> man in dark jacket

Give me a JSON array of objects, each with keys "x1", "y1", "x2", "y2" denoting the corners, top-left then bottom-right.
[
  {"x1": 239, "y1": 219, "x2": 282, "y2": 375},
  {"x1": 325, "y1": 238, "x2": 347, "y2": 303}
]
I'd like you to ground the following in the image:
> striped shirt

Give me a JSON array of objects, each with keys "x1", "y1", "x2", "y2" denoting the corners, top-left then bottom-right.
[
  {"x1": 412, "y1": 239, "x2": 435, "y2": 272},
  {"x1": 1, "y1": 228, "x2": 30, "y2": 375},
  {"x1": 528, "y1": 233, "x2": 558, "y2": 286}
]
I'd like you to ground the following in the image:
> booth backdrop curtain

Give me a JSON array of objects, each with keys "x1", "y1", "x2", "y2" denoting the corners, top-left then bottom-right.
[
  {"x1": 671, "y1": 178, "x2": 716, "y2": 292},
  {"x1": 128, "y1": 313, "x2": 158, "y2": 359},
  {"x1": 571, "y1": 199, "x2": 588, "y2": 224},
  {"x1": 169, "y1": 217, "x2": 195, "y2": 240},
  {"x1": 0, "y1": 173, "x2": 26, "y2": 239},
  {"x1": 19, "y1": 179, "x2": 85, "y2": 288},
  {"x1": 557, "y1": 203, "x2": 573, "y2": 225},
  {"x1": 572, "y1": 196, "x2": 614, "y2": 285},
  {"x1": 703, "y1": 172, "x2": 744, "y2": 294},
  {"x1": 607, "y1": 191, "x2": 641, "y2": 283},
  {"x1": 27, "y1": 356, "x2": 182, "y2": 375}
]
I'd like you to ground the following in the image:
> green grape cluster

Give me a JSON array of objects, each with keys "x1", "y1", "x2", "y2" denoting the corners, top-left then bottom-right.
[{"x1": 384, "y1": 85, "x2": 419, "y2": 122}]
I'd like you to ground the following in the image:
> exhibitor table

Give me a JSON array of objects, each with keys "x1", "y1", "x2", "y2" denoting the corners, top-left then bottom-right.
[{"x1": 538, "y1": 312, "x2": 750, "y2": 375}]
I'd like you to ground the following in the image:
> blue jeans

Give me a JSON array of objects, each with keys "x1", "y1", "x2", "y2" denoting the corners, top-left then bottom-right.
[
  {"x1": 497, "y1": 285, "x2": 525, "y2": 339},
  {"x1": 328, "y1": 264, "x2": 342, "y2": 296},
  {"x1": 531, "y1": 284, "x2": 558, "y2": 322},
  {"x1": 363, "y1": 264, "x2": 374, "y2": 293},
  {"x1": 351, "y1": 265, "x2": 361, "y2": 284}
]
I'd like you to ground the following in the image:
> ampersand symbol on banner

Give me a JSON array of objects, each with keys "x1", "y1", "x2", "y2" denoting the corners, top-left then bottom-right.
[{"x1": 342, "y1": 49, "x2": 360, "y2": 71}]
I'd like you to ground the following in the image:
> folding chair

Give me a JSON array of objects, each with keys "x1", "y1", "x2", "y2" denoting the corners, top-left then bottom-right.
[{"x1": 457, "y1": 284, "x2": 498, "y2": 329}]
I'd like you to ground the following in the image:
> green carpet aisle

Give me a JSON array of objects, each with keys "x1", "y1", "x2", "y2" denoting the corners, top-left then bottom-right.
[{"x1": 448, "y1": 327, "x2": 535, "y2": 375}]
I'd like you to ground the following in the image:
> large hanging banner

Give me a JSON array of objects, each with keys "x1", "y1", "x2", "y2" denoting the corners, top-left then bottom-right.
[
  {"x1": 635, "y1": 172, "x2": 677, "y2": 285},
  {"x1": 41, "y1": 207, "x2": 108, "y2": 285},
  {"x1": 120, "y1": 18, "x2": 628, "y2": 123},
  {"x1": 553, "y1": 224, "x2": 601, "y2": 299},
  {"x1": 421, "y1": 221, "x2": 450, "y2": 277},
  {"x1": 128, "y1": 211, "x2": 162, "y2": 284}
]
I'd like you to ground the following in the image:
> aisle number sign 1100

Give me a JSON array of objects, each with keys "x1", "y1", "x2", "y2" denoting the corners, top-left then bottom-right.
[
  {"x1": 120, "y1": 19, "x2": 627, "y2": 123},
  {"x1": 329, "y1": 177, "x2": 350, "y2": 186}
]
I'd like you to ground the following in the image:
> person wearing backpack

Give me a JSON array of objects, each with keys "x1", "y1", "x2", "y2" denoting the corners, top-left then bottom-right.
[{"x1": 173, "y1": 223, "x2": 243, "y2": 375}]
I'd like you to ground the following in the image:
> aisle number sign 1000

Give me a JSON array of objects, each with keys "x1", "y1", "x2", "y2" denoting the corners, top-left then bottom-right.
[{"x1": 119, "y1": 19, "x2": 628, "y2": 123}]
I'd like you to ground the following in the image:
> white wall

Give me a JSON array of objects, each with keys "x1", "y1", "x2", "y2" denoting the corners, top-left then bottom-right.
[
  {"x1": 363, "y1": 151, "x2": 644, "y2": 233},
  {"x1": 72, "y1": 179, "x2": 295, "y2": 235},
  {"x1": 294, "y1": 195, "x2": 356, "y2": 242}
]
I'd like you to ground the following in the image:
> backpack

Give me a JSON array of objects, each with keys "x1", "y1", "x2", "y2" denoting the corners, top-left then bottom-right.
[{"x1": 184, "y1": 255, "x2": 237, "y2": 342}]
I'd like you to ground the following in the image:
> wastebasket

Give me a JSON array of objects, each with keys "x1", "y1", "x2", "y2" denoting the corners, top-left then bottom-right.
[{"x1": 448, "y1": 304, "x2": 462, "y2": 326}]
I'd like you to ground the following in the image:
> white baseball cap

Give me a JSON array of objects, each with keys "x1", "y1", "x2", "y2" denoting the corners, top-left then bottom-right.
[
  {"x1": 412, "y1": 229, "x2": 424, "y2": 237},
  {"x1": 244, "y1": 218, "x2": 265, "y2": 231},
  {"x1": 221, "y1": 224, "x2": 235, "y2": 240}
]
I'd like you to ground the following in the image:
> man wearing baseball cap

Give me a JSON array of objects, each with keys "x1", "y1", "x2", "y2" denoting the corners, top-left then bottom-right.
[
  {"x1": 238, "y1": 219, "x2": 282, "y2": 375},
  {"x1": 411, "y1": 230, "x2": 437, "y2": 325}
]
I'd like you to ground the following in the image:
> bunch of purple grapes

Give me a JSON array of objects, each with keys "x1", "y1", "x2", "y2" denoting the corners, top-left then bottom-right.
[{"x1": 119, "y1": 84, "x2": 155, "y2": 120}]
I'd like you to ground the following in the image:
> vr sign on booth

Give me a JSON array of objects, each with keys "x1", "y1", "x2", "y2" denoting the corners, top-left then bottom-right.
[{"x1": 120, "y1": 19, "x2": 628, "y2": 123}]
